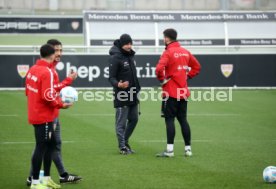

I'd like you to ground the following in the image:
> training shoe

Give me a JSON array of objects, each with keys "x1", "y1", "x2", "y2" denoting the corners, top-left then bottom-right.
[
  {"x1": 30, "y1": 183, "x2": 48, "y2": 189},
  {"x1": 60, "y1": 174, "x2": 82, "y2": 184},
  {"x1": 156, "y1": 150, "x2": 174, "y2": 157},
  {"x1": 41, "y1": 178, "x2": 61, "y2": 189},
  {"x1": 185, "y1": 149, "x2": 192, "y2": 157},
  {"x1": 26, "y1": 176, "x2": 32, "y2": 186},
  {"x1": 119, "y1": 147, "x2": 129, "y2": 155},
  {"x1": 126, "y1": 144, "x2": 135, "y2": 154}
]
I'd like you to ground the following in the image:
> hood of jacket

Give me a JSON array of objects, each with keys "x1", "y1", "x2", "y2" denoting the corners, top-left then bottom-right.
[{"x1": 109, "y1": 39, "x2": 135, "y2": 57}]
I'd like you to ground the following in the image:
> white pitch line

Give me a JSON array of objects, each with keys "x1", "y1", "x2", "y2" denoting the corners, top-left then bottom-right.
[
  {"x1": 189, "y1": 113, "x2": 241, "y2": 116},
  {"x1": 2, "y1": 141, "x2": 34, "y2": 144},
  {"x1": 71, "y1": 113, "x2": 114, "y2": 116},
  {"x1": 0, "y1": 114, "x2": 18, "y2": 117},
  {"x1": 0, "y1": 113, "x2": 241, "y2": 117},
  {"x1": 2, "y1": 140, "x2": 275, "y2": 145},
  {"x1": 70, "y1": 113, "x2": 240, "y2": 117},
  {"x1": 138, "y1": 139, "x2": 276, "y2": 143},
  {"x1": 1, "y1": 141, "x2": 75, "y2": 145},
  {"x1": 138, "y1": 139, "x2": 212, "y2": 143}
]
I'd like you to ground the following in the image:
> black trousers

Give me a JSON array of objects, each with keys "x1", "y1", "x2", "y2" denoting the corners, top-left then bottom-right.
[
  {"x1": 162, "y1": 97, "x2": 191, "y2": 146},
  {"x1": 29, "y1": 118, "x2": 67, "y2": 177},
  {"x1": 32, "y1": 122, "x2": 56, "y2": 180}
]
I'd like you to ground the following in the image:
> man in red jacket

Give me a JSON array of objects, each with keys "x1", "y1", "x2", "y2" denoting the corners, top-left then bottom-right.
[
  {"x1": 26, "y1": 39, "x2": 81, "y2": 186},
  {"x1": 26, "y1": 44, "x2": 72, "y2": 189},
  {"x1": 47, "y1": 39, "x2": 82, "y2": 184},
  {"x1": 156, "y1": 28, "x2": 201, "y2": 158}
]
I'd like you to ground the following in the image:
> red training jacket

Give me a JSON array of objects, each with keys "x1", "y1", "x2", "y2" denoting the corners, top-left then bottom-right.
[
  {"x1": 155, "y1": 41, "x2": 201, "y2": 99},
  {"x1": 25, "y1": 59, "x2": 64, "y2": 125},
  {"x1": 51, "y1": 61, "x2": 73, "y2": 118}
]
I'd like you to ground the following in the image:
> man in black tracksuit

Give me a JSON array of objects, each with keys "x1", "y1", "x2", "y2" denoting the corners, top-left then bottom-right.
[{"x1": 108, "y1": 34, "x2": 141, "y2": 155}]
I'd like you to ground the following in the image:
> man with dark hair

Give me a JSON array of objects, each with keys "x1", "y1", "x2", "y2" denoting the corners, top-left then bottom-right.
[
  {"x1": 156, "y1": 28, "x2": 201, "y2": 158},
  {"x1": 26, "y1": 44, "x2": 72, "y2": 189},
  {"x1": 108, "y1": 34, "x2": 141, "y2": 155},
  {"x1": 27, "y1": 39, "x2": 81, "y2": 186}
]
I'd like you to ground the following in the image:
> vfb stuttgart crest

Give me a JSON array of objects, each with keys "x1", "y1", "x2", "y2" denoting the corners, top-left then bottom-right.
[
  {"x1": 71, "y1": 21, "x2": 80, "y2": 30},
  {"x1": 221, "y1": 64, "x2": 233, "y2": 78},
  {"x1": 17, "y1": 65, "x2": 29, "y2": 78}
]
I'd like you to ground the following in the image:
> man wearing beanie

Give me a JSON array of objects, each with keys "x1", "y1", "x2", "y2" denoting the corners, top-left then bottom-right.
[
  {"x1": 108, "y1": 34, "x2": 141, "y2": 155},
  {"x1": 155, "y1": 28, "x2": 201, "y2": 158}
]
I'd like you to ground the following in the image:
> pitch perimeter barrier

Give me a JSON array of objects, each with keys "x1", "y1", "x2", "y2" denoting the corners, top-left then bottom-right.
[{"x1": 0, "y1": 54, "x2": 275, "y2": 88}]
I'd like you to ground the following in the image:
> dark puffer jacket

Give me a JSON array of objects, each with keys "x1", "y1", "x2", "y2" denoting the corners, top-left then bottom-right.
[{"x1": 108, "y1": 40, "x2": 141, "y2": 108}]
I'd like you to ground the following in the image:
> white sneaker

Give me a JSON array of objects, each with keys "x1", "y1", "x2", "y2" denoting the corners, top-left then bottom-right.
[
  {"x1": 185, "y1": 149, "x2": 192, "y2": 157},
  {"x1": 156, "y1": 150, "x2": 174, "y2": 157}
]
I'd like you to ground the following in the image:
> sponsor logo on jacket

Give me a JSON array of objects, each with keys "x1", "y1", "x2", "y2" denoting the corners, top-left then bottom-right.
[{"x1": 174, "y1": 52, "x2": 189, "y2": 58}]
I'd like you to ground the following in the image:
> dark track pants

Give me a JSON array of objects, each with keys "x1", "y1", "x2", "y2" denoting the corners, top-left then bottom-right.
[
  {"x1": 29, "y1": 118, "x2": 67, "y2": 178},
  {"x1": 31, "y1": 122, "x2": 56, "y2": 180},
  {"x1": 115, "y1": 104, "x2": 139, "y2": 149}
]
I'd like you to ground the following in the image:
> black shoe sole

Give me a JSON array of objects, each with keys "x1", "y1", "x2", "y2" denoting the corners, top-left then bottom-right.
[
  {"x1": 26, "y1": 178, "x2": 32, "y2": 187},
  {"x1": 26, "y1": 182, "x2": 32, "y2": 187},
  {"x1": 60, "y1": 178, "x2": 82, "y2": 184}
]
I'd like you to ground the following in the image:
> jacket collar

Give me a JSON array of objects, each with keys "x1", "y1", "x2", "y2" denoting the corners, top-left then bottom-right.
[
  {"x1": 36, "y1": 59, "x2": 52, "y2": 68},
  {"x1": 165, "y1": 41, "x2": 180, "y2": 50}
]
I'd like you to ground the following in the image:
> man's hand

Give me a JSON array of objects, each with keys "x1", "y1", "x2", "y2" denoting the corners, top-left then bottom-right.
[
  {"x1": 68, "y1": 70, "x2": 77, "y2": 80},
  {"x1": 118, "y1": 80, "x2": 129, "y2": 89},
  {"x1": 62, "y1": 103, "x2": 73, "y2": 109}
]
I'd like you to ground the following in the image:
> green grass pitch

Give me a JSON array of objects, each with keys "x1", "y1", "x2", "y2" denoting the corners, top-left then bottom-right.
[
  {"x1": 0, "y1": 89, "x2": 276, "y2": 189},
  {"x1": 0, "y1": 35, "x2": 83, "y2": 45}
]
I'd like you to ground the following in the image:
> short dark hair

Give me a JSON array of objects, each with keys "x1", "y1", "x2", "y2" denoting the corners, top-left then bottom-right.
[
  {"x1": 47, "y1": 39, "x2": 62, "y2": 46},
  {"x1": 163, "y1": 28, "x2": 177, "y2": 41},
  {"x1": 40, "y1": 44, "x2": 55, "y2": 58}
]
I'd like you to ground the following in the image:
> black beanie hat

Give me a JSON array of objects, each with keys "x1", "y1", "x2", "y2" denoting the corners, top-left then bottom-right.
[
  {"x1": 163, "y1": 28, "x2": 177, "y2": 41},
  {"x1": 119, "y1": 34, "x2": 133, "y2": 46}
]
